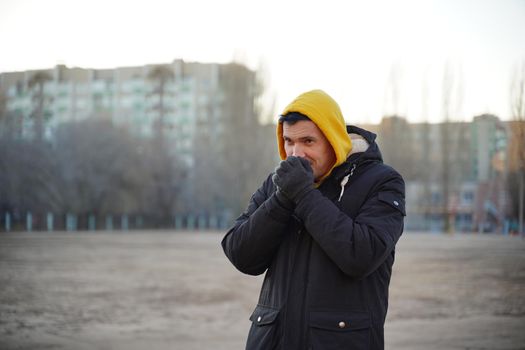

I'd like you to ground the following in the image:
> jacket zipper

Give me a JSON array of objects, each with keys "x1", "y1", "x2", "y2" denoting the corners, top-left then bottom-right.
[{"x1": 338, "y1": 163, "x2": 357, "y2": 201}]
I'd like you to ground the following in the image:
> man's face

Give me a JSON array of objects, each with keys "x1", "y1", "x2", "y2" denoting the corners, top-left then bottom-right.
[{"x1": 282, "y1": 120, "x2": 336, "y2": 181}]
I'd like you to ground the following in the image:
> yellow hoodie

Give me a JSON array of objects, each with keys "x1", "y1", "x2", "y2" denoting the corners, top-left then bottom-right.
[{"x1": 277, "y1": 89, "x2": 353, "y2": 181}]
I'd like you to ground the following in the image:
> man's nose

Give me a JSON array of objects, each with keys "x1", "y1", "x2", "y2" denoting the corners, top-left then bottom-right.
[{"x1": 292, "y1": 145, "x2": 305, "y2": 157}]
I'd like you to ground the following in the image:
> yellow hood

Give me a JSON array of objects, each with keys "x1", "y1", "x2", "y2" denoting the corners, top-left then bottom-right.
[{"x1": 277, "y1": 89, "x2": 352, "y2": 180}]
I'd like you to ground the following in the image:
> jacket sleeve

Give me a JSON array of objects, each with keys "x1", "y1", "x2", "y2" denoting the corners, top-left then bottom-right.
[
  {"x1": 221, "y1": 175, "x2": 295, "y2": 276},
  {"x1": 295, "y1": 169, "x2": 405, "y2": 279}
]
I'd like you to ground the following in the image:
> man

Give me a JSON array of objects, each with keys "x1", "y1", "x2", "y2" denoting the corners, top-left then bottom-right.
[{"x1": 222, "y1": 90, "x2": 405, "y2": 350}]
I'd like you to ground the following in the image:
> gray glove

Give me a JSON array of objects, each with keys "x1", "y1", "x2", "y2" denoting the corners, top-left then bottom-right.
[{"x1": 272, "y1": 156, "x2": 314, "y2": 203}]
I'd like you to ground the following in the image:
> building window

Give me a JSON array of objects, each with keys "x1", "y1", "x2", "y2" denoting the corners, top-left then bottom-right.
[
  {"x1": 462, "y1": 191, "x2": 474, "y2": 205},
  {"x1": 431, "y1": 192, "x2": 441, "y2": 205}
]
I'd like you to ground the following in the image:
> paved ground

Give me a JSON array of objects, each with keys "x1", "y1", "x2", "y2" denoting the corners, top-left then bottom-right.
[{"x1": 0, "y1": 231, "x2": 524, "y2": 350}]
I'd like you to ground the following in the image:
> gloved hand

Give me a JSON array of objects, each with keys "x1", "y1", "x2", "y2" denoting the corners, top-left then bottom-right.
[{"x1": 272, "y1": 156, "x2": 314, "y2": 203}]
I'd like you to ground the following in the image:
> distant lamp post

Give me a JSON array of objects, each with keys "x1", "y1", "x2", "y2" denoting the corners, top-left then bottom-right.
[{"x1": 518, "y1": 169, "x2": 525, "y2": 235}]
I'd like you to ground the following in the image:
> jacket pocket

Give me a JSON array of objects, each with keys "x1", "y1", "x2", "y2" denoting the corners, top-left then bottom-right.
[
  {"x1": 309, "y1": 310, "x2": 370, "y2": 350},
  {"x1": 245, "y1": 304, "x2": 280, "y2": 350},
  {"x1": 378, "y1": 191, "x2": 406, "y2": 216}
]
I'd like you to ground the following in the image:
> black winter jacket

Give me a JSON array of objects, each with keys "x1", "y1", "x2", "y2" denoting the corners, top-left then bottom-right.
[{"x1": 222, "y1": 126, "x2": 406, "y2": 350}]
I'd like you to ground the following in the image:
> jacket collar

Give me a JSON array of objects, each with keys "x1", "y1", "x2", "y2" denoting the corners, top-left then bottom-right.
[{"x1": 329, "y1": 125, "x2": 383, "y2": 182}]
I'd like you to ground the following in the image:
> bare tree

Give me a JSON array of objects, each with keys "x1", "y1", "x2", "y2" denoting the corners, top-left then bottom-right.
[
  {"x1": 1, "y1": 117, "x2": 188, "y2": 230},
  {"x1": 1, "y1": 83, "x2": 60, "y2": 227},
  {"x1": 378, "y1": 115, "x2": 415, "y2": 180},
  {"x1": 0, "y1": 138, "x2": 62, "y2": 230},
  {"x1": 0, "y1": 89, "x2": 13, "y2": 139},
  {"x1": 0, "y1": 89, "x2": 7, "y2": 124},
  {"x1": 145, "y1": 64, "x2": 184, "y2": 226},
  {"x1": 28, "y1": 71, "x2": 52, "y2": 141},
  {"x1": 53, "y1": 119, "x2": 151, "y2": 215},
  {"x1": 383, "y1": 62, "x2": 406, "y2": 117},
  {"x1": 379, "y1": 63, "x2": 416, "y2": 181},
  {"x1": 141, "y1": 140, "x2": 183, "y2": 227},
  {"x1": 190, "y1": 63, "x2": 276, "y2": 224},
  {"x1": 440, "y1": 62, "x2": 464, "y2": 233},
  {"x1": 509, "y1": 60, "x2": 525, "y2": 234},
  {"x1": 254, "y1": 59, "x2": 277, "y2": 125},
  {"x1": 420, "y1": 70, "x2": 433, "y2": 230},
  {"x1": 148, "y1": 64, "x2": 174, "y2": 144}
]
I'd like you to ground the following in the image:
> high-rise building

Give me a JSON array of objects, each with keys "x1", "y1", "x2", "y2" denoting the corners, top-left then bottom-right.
[
  {"x1": 0, "y1": 60, "x2": 278, "y2": 229},
  {"x1": 0, "y1": 60, "x2": 259, "y2": 167}
]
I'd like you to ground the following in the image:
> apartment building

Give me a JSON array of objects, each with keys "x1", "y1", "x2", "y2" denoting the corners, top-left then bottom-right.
[
  {"x1": 0, "y1": 60, "x2": 278, "y2": 229},
  {"x1": 363, "y1": 114, "x2": 514, "y2": 232},
  {"x1": 0, "y1": 60, "x2": 257, "y2": 167}
]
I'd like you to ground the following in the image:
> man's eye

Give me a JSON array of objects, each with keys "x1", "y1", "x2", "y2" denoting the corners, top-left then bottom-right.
[{"x1": 305, "y1": 139, "x2": 314, "y2": 144}]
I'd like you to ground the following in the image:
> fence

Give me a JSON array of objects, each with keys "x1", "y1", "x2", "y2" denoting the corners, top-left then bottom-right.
[{"x1": 1, "y1": 211, "x2": 233, "y2": 232}]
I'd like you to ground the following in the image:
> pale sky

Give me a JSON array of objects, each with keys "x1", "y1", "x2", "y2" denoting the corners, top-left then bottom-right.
[{"x1": 1, "y1": 0, "x2": 524, "y2": 124}]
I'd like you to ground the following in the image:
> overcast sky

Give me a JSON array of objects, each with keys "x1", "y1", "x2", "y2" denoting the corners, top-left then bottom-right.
[{"x1": 1, "y1": 0, "x2": 524, "y2": 124}]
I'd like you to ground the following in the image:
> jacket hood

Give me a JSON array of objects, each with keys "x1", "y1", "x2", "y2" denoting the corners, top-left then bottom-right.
[
  {"x1": 277, "y1": 90, "x2": 353, "y2": 180},
  {"x1": 330, "y1": 125, "x2": 383, "y2": 182}
]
